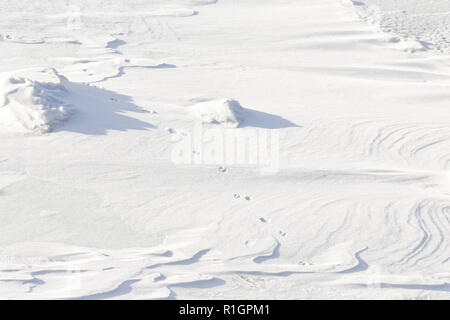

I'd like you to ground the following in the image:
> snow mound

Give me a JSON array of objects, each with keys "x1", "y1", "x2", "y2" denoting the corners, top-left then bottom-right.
[
  {"x1": 190, "y1": 98, "x2": 245, "y2": 128},
  {"x1": 0, "y1": 70, "x2": 72, "y2": 133}
]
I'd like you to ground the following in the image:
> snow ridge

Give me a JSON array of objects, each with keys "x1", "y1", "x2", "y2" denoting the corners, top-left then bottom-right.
[{"x1": 0, "y1": 70, "x2": 73, "y2": 133}]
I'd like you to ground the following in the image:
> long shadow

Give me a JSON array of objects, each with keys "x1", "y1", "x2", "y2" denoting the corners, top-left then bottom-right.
[
  {"x1": 146, "y1": 249, "x2": 211, "y2": 269},
  {"x1": 94, "y1": 64, "x2": 177, "y2": 83},
  {"x1": 170, "y1": 277, "x2": 226, "y2": 289},
  {"x1": 240, "y1": 108, "x2": 300, "y2": 129},
  {"x1": 337, "y1": 247, "x2": 369, "y2": 274},
  {"x1": 350, "y1": 282, "x2": 450, "y2": 293},
  {"x1": 378, "y1": 282, "x2": 450, "y2": 292},
  {"x1": 55, "y1": 75, "x2": 155, "y2": 135},
  {"x1": 253, "y1": 241, "x2": 281, "y2": 264},
  {"x1": 73, "y1": 279, "x2": 141, "y2": 300}
]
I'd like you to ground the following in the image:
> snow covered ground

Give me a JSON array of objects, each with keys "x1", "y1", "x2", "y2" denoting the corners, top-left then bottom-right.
[{"x1": 0, "y1": 0, "x2": 450, "y2": 299}]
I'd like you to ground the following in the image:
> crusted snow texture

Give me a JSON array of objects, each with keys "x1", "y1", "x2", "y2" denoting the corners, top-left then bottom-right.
[
  {"x1": 190, "y1": 98, "x2": 245, "y2": 128},
  {"x1": 0, "y1": 70, "x2": 72, "y2": 133}
]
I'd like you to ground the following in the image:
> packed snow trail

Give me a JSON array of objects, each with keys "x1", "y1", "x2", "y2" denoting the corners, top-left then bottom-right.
[
  {"x1": 358, "y1": 0, "x2": 450, "y2": 53},
  {"x1": 0, "y1": 0, "x2": 450, "y2": 299}
]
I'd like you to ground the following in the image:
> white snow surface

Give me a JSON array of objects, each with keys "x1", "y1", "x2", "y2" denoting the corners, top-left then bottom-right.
[{"x1": 0, "y1": 0, "x2": 450, "y2": 299}]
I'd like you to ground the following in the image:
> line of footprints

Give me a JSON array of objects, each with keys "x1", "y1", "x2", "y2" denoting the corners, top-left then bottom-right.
[{"x1": 220, "y1": 167, "x2": 286, "y2": 237}]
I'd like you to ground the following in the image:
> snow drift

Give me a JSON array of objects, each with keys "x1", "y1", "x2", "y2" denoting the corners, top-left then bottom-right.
[
  {"x1": 0, "y1": 69, "x2": 73, "y2": 133},
  {"x1": 190, "y1": 98, "x2": 245, "y2": 128}
]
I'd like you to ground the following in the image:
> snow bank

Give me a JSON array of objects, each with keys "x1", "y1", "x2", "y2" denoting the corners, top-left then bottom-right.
[
  {"x1": 190, "y1": 98, "x2": 245, "y2": 128},
  {"x1": 0, "y1": 70, "x2": 73, "y2": 133}
]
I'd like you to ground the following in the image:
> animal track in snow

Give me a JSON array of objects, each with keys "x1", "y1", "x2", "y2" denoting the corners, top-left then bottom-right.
[
  {"x1": 218, "y1": 166, "x2": 227, "y2": 173},
  {"x1": 233, "y1": 194, "x2": 252, "y2": 201}
]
